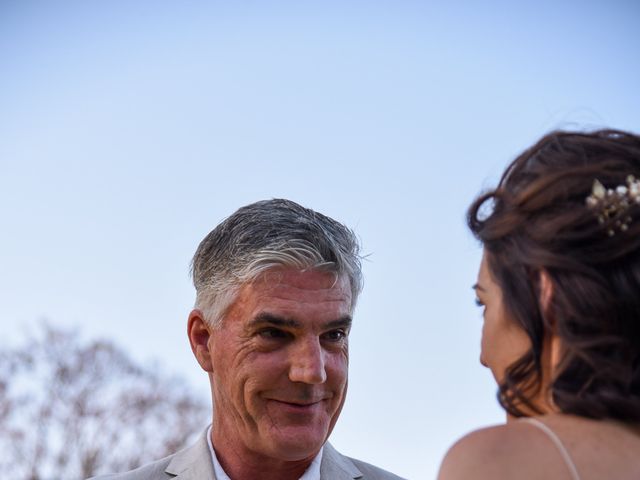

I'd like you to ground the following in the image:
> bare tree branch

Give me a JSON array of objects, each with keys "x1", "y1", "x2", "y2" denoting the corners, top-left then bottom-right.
[{"x1": 0, "y1": 322, "x2": 208, "y2": 479}]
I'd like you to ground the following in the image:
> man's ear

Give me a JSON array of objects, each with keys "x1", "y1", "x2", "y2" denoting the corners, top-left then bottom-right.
[{"x1": 187, "y1": 309, "x2": 214, "y2": 373}]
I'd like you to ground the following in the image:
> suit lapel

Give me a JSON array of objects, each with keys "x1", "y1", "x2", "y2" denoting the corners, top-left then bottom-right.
[
  {"x1": 320, "y1": 443, "x2": 363, "y2": 479},
  {"x1": 164, "y1": 435, "x2": 359, "y2": 480},
  {"x1": 165, "y1": 430, "x2": 217, "y2": 480}
]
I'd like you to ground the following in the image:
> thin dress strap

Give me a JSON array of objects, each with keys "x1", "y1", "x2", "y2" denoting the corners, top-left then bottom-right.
[{"x1": 520, "y1": 417, "x2": 581, "y2": 480}]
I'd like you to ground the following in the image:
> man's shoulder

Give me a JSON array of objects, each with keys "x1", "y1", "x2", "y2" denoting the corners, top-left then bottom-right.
[
  {"x1": 323, "y1": 443, "x2": 406, "y2": 480},
  {"x1": 87, "y1": 429, "x2": 214, "y2": 480},
  {"x1": 87, "y1": 453, "x2": 175, "y2": 480},
  {"x1": 347, "y1": 456, "x2": 406, "y2": 480}
]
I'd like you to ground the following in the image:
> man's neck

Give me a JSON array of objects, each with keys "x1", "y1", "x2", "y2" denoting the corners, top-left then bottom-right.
[{"x1": 209, "y1": 429, "x2": 317, "y2": 480}]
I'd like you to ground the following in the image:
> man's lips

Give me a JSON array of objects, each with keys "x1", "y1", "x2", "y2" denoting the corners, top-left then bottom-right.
[
  {"x1": 266, "y1": 397, "x2": 330, "y2": 411},
  {"x1": 269, "y1": 397, "x2": 327, "y2": 405},
  {"x1": 273, "y1": 400, "x2": 320, "y2": 405},
  {"x1": 266, "y1": 400, "x2": 323, "y2": 417}
]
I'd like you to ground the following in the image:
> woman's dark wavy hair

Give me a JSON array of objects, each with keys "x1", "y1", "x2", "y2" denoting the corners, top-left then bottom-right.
[{"x1": 468, "y1": 129, "x2": 640, "y2": 421}]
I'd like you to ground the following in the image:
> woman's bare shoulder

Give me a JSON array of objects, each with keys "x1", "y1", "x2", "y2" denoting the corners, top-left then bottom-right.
[{"x1": 437, "y1": 422, "x2": 559, "y2": 480}]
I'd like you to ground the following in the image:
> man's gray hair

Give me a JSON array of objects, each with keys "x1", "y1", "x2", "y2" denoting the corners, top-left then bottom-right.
[{"x1": 191, "y1": 199, "x2": 363, "y2": 327}]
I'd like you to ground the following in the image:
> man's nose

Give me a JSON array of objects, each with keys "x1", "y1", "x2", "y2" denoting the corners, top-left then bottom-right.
[{"x1": 288, "y1": 338, "x2": 327, "y2": 384}]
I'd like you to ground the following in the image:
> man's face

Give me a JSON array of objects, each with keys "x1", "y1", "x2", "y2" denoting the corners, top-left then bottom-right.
[{"x1": 207, "y1": 268, "x2": 352, "y2": 462}]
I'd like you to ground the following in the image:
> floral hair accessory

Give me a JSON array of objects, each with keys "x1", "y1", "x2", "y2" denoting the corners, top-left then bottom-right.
[{"x1": 586, "y1": 175, "x2": 640, "y2": 236}]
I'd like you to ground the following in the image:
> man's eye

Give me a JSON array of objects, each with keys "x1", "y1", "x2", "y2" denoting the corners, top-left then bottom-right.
[
  {"x1": 322, "y1": 330, "x2": 347, "y2": 342},
  {"x1": 258, "y1": 328, "x2": 288, "y2": 340}
]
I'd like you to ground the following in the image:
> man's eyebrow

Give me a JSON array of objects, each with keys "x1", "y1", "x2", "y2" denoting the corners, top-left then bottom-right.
[
  {"x1": 249, "y1": 313, "x2": 300, "y2": 328},
  {"x1": 326, "y1": 317, "x2": 353, "y2": 329},
  {"x1": 248, "y1": 313, "x2": 353, "y2": 329}
]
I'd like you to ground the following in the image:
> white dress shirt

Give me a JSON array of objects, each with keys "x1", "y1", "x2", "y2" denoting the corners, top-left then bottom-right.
[{"x1": 206, "y1": 425, "x2": 323, "y2": 480}]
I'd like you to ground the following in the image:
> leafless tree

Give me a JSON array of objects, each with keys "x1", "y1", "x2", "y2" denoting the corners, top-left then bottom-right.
[{"x1": 0, "y1": 323, "x2": 209, "y2": 480}]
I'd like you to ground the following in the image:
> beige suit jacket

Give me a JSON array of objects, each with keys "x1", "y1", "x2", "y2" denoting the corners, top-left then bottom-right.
[{"x1": 90, "y1": 430, "x2": 406, "y2": 480}]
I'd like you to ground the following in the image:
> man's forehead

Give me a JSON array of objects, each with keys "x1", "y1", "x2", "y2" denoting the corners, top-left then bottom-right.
[
  {"x1": 222, "y1": 269, "x2": 353, "y2": 328},
  {"x1": 228, "y1": 269, "x2": 354, "y2": 316},
  {"x1": 252, "y1": 268, "x2": 350, "y2": 292}
]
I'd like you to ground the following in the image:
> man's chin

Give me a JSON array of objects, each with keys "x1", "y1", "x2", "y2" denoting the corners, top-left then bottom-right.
[{"x1": 258, "y1": 428, "x2": 328, "y2": 462}]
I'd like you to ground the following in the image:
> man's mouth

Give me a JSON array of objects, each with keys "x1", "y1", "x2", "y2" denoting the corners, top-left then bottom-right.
[
  {"x1": 272, "y1": 398, "x2": 324, "y2": 405},
  {"x1": 267, "y1": 397, "x2": 329, "y2": 412},
  {"x1": 279, "y1": 400, "x2": 320, "y2": 405}
]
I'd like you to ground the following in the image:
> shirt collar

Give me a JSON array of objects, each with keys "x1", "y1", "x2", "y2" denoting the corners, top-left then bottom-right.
[{"x1": 206, "y1": 425, "x2": 323, "y2": 480}]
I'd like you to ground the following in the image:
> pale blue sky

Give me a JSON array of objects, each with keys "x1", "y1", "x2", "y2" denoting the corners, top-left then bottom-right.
[{"x1": 1, "y1": 1, "x2": 639, "y2": 478}]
